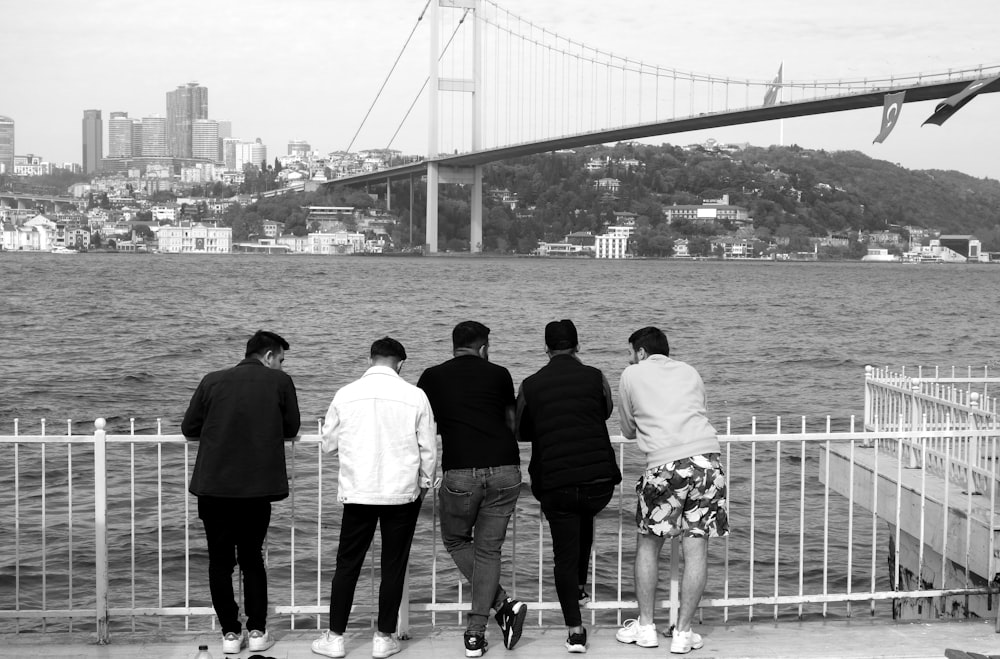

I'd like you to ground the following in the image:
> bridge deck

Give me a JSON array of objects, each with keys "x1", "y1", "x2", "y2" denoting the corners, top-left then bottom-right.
[{"x1": 2, "y1": 619, "x2": 996, "y2": 658}]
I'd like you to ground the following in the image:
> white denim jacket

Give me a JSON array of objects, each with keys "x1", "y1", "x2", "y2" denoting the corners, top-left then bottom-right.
[{"x1": 321, "y1": 365, "x2": 437, "y2": 504}]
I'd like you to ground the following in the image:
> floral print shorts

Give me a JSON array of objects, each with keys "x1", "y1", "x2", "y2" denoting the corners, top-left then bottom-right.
[{"x1": 635, "y1": 453, "x2": 730, "y2": 538}]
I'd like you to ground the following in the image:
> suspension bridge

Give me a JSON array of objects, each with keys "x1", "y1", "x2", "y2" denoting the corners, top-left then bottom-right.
[{"x1": 323, "y1": 0, "x2": 1000, "y2": 253}]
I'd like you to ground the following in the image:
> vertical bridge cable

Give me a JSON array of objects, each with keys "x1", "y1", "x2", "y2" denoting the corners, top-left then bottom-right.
[
  {"x1": 344, "y1": 0, "x2": 431, "y2": 155},
  {"x1": 384, "y1": 7, "x2": 471, "y2": 152}
]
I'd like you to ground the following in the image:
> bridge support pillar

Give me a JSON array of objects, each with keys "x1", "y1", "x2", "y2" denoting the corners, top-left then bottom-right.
[
  {"x1": 471, "y1": 165, "x2": 482, "y2": 253},
  {"x1": 426, "y1": 162, "x2": 439, "y2": 253}
]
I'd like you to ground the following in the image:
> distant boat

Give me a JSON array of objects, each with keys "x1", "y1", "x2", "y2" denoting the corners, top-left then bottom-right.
[
  {"x1": 860, "y1": 247, "x2": 898, "y2": 262},
  {"x1": 50, "y1": 246, "x2": 79, "y2": 254}
]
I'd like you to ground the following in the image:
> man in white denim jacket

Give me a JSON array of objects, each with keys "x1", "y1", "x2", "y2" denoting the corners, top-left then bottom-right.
[{"x1": 312, "y1": 336, "x2": 437, "y2": 659}]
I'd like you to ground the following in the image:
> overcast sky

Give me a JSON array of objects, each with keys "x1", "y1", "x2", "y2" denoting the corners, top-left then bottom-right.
[{"x1": 4, "y1": 0, "x2": 998, "y2": 179}]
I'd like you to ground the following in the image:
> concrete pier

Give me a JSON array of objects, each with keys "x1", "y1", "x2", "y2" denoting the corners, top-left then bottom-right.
[{"x1": 1, "y1": 619, "x2": 997, "y2": 658}]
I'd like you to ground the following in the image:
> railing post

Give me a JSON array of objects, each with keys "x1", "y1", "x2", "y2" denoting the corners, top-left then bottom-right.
[
  {"x1": 94, "y1": 418, "x2": 110, "y2": 643},
  {"x1": 906, "y1": 379, "x2": 922, "y2": 469},
  {"x1": 862, "y1": 366, "x2": 873, "y2": 447},
  {"x1": 668, "y1": 536, "x2": 680, "y2": 628}
]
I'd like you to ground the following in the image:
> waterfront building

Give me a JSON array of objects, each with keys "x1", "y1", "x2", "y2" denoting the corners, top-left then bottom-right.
[
  {"x1": 594, "y1": 225, "x2": 632, "y2": 259},
  {"x1": 82, "y1": 109, "x2": 103, "y2": 174},
  {"x1": 166, "y1": 82, "x2": 208, "y2": 158},
  {"x1": 0, "y1": 115, "x2": 13, "y2": 174},
  {"x1": 141, "y1": 116, "x2": 167, "y2": 157},
  {"x1": 108, "y1": 112, "x2": 133, "y2": 158},
  {"x1": 157, "y1": 222, "x2": 231, "y2": 253},
  {"x1": 2, "y1": 213, "x2": 58, "y2": 251},
  {"x1": 307, "y1": 231, "x2": 365, "y2": 254},
  {"x1": 192, "y1": 119, "x2": 219, "y2": 162}
]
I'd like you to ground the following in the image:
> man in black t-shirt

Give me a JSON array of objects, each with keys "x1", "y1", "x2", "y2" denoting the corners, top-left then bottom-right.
[{"x1": 417, "y1": 321, "x2": 527, "y2": 657}]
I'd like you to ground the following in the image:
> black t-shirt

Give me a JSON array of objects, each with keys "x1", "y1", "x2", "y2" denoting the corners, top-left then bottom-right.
[{"x1": 417, "y1": 355, "x2": 519, "y2": 471}]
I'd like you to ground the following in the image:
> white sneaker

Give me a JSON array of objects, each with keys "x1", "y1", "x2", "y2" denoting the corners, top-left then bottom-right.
[
  {"x1": 312, "y1": 629, "x2": 346, "y2": 658},
  {"x1": 615, "y1": 618, "x2": 659, "y2": 647},
  {"x1": 670, "y1": 627, "x2": 704, "y2": 654},
  {"x1": 221, "y1": 630, "x2": 246, "y2": 654},
  {"x1": 372, "y1": 633, "x2": 401, "y2": 658},
  {"x1": 248, "y1": 629, "x2": 275, "y2": 652}
]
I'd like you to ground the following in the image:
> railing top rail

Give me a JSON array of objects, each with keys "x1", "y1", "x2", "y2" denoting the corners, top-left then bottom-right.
[{"x1": 3, "y1": 428, "x2": 999, "y2": 445}]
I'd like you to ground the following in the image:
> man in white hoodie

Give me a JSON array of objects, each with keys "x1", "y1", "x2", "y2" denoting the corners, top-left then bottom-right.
[
  {"x1": 312, "y1": 337, "x2": 437, "y2": 659},
  {"x1": 615, "y1": 326, "x2": 729, "y2": 655}
]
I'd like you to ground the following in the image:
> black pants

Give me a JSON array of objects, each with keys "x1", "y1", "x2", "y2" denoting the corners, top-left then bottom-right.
[
  {"x1": 328, "y1": 500, "x2": 422, "y2": 634},
  {"x1": 198, "y1": 496, "x2": 272, "y2": 634},
  {"x1": 538, "y1": 483, "x2": 615, "y2": 627}
]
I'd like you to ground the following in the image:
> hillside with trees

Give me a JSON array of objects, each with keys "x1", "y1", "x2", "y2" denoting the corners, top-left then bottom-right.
[{"x1": 221, "y1": 143, "x2": 1000, "y2": 255}]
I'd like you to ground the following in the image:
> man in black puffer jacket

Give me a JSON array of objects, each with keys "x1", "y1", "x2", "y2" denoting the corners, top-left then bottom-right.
[{"x1": 516, "y1": 319, "x2": 622, "y2": 654}]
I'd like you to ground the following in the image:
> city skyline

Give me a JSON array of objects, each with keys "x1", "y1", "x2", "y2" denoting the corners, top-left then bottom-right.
[{"x1": 2, "y1": 0, "x2": 998, "y2": 179}]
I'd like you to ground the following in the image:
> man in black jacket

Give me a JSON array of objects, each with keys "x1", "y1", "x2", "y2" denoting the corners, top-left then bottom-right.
[
  {"x1": 182, "y1": 330, "x2": 301, "y2": 656},
  {"x1": 516, "y1": 319, "x2": 622, "y2": 654}
]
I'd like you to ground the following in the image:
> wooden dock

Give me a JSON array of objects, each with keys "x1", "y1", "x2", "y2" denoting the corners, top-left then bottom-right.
[{"x1": 1, "y1": 619, "x2": 997, "y2": 658}]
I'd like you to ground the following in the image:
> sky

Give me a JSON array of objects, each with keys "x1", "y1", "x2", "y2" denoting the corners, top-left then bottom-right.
[{"x1": 4, "y1": 0, "x2": 998, "y2": 179}]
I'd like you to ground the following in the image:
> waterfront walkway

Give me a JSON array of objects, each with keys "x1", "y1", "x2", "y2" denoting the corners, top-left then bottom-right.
[{"x1": 2, "y1": 619, "x2": 998, "y2": 659}]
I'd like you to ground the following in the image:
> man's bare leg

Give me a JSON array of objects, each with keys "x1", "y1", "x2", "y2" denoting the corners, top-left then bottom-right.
[
  {"x1": 676, "y1": 535, "x2": 707, "y2": 632},
  {"x1": 634, "y1": 533, "x2": 667, "y2": 625}
]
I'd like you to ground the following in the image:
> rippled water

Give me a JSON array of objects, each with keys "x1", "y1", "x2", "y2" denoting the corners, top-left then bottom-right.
[
  {"x1": 4, "y1": 253, "x2": 998, "y2": 431},
  {"x1": 2, "y1": 253, "x2": 998, "y2": 629}
]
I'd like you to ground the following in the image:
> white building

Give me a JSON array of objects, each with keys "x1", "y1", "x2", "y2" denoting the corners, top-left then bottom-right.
[
  {"x1": 307, "y1": 231, "x2": 365, "y2": 254},
  {"x1": 1, "y1": 214, "x2": 58, "y2": 251},
  {"x1": 158, "y1": 223, "x2": 232, "y2": 253},
  {"x1": 594, "y1": 225, "x2": 633, "y2": 259}
]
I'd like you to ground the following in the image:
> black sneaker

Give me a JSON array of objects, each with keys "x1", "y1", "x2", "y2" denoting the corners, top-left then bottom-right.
[
  {"x1": 494, "y1": 598, "x2": 527, "y2": 650},
  {"x1": 464, "y1": 631, "x2": 488, "y2": 657},
  {"x1": 565, "y1": 627, "x2": 587, "y2": 653}
]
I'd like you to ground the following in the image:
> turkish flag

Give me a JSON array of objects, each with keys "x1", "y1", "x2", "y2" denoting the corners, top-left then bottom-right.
[
  {"x1": 873, "y1": 91, "x2": 906, "y2": 144},
  {"x1": 923, "y1": 74, "x2": 1000, "y2": 126}
]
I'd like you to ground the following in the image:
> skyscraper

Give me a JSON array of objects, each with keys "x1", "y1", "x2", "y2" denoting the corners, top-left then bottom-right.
[
  {"x1": 192, "y1": 119, "x2": 219, "y2": 161},
  {"x1": 82, "y1": 109, "x2": 103, "y2": 174},
  {"x1": 0, "y1": 115, "x2": 13, "y2": 174},
  {"x1": 130, "y1": 118, "x2": 143, "y2": 159},
  {"x1": 166, "y1": 82, "x2": 208, "y2": 158},
  {"x1": 108, "y1": 111, "x2": 133, "y2": 158},
  {"x1": 141, "y1": 116, "x2": 167, "y2": 156}
]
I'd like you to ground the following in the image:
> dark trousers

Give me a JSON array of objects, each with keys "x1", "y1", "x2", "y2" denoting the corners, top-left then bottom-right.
[
  {"x1": 538, "y1": 482, "x2": 615, "y2": 627},
  {"x1": 198, "y1": 496, "x2": 272, "y2": 634},
  {"x1": 329, "y1": 500, "x2": 422, "y2": 635}
]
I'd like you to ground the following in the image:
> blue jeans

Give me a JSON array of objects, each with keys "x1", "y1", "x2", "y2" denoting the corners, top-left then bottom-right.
[{"x1": 439, "y1": 465, "x2": 521, "y2": 632}]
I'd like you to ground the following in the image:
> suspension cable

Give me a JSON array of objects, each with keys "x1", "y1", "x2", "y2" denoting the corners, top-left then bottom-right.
[
  {"x1": 344, "y1": 0, "x2": 431, "y2": 155},
  {"x1": 384, "y1": 8, "x2": 471, "y2": 152}
]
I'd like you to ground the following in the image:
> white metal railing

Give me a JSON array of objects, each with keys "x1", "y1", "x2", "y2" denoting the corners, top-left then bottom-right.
[
  {"x1": 865, "y1": 365, "x2": 1000, "y2": 495},
  {"x1": 4, "y1": 413, "x2": 1000, "y2": 644}
]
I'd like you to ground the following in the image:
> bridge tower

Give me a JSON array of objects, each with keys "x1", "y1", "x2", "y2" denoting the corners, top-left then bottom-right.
[{"x1": 426, "y1": 0, "x2": 483, "y2": 254}]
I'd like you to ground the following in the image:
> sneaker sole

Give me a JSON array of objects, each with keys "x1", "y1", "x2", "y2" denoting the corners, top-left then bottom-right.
[
  {"x1": 504, "y1": 604, "x2": 527, "y2": 650},
  {"x1": 566, "y1": 642, "x2": 588, "y2": 653},
  {"x1": 312, "y1": 644, "x2": 346, "y2": 658},
  {"x1": 373, "y1": 646, "x2": 401, "y2": 659},
  {"x1": 465, "y1": 648, "x2": 487, "y2": 657},
  {"x1": 615, "y1": 636, "x2": 659, "y2": 648},
  {"x1": 249, "y1": 640, "x2": 275, "y2": 652}
]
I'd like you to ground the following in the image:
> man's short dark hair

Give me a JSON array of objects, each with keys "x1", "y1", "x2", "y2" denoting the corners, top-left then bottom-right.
[
  {"x1": 628, "y1": 326, "x2": 670, "y2": 356},
  {"x1": 245, "y1": 330, "x2": 290, "y2": 358},
  {"x1": 452, "y1": 320, "x2": 490, "y2": 350},
  {"x1": 371, "y1": 336, "x2": 407, "y2": 361}
]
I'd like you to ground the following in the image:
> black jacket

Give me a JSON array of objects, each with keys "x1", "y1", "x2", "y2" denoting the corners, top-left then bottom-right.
[
  {"x1": 183, "y1": 358, "x2": 300, "y2": 499},
  {"x1": 517, "y1": 354, "x2": 622, "y2": 497}
]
